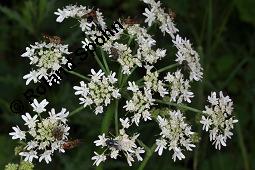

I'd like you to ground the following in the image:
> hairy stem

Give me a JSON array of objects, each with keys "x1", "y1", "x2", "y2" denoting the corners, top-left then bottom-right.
[
  {"x1": 68, "y1": 106, "x2": 85, "y2": 117},
  {"x1": 100, "y1": 48, "x2": 110, "y2": 74},
  {"x1": 115, "y1": 99, "x2": 119, "y2": 135},
  {"x1": 64, "y1": 69, "x2": 90, "y2": 81},
  {"x1": 155, "y1": 99, "x2": 203, "y2": 114},
  {"x1": 138, "y1": 144, "x2": 157, "y2": 170},
  {"x1": 94, "y1": 52, "x2": 107, "y2": 73},
  {"x1": 157, "y1": 63, "x2": 179, "y2": 73}
]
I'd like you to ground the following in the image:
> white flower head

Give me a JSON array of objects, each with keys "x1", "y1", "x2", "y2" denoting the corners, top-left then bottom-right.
[
  {"x1": 73, "y1": 69, "x2": 120, "y2": 115},
  {"x1": 155, "y1": 110, "x2": 195, "y2": 161},
  {"x1": 201, "y1": 91, "x2": 238, "y2": 150},
  {"x1": 10, "y1": 99, "x2": 70, "y2": 164},
  {"x1": 22, "y1": 41, "x2": 71, "y2": 86},
  {"x1": 92, "y1": 130, "x2": 144, "y2": 166}
]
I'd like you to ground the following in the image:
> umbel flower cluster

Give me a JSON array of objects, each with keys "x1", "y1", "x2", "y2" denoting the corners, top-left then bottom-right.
[
  {"x1": 9, "y1": 0, "x2": 238, "y2": 168},
  {"x1": 9, "y1": 99, "x2": 70, "y2": 163}
]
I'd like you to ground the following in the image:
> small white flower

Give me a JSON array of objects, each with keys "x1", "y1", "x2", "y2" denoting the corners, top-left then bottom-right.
[
  {"x1": 22, "y1": 113, "x2": 38, "y2": 129},
  {"x1": 143, "y1": 8, "x2": 156, "y2": 26},
  {"x1": 92, "y1": 152, "x2": 107, "y2": 166},
  {"x1": 127, "y1": 81, "x2": 139, "y2": 92},
  {"x1": 120, "y1": 118, "x2": 130, "y2": 129},
  {"x1": 39, "y1": 150, "x2": 52, "y2": 164},
  {"x1": 23, "y1": 70, "x2": 39, "y2": 85},
  {"x1": 9, "y1": 126, "x2": 26, "y2": 140},
  {"x1": 19, "y1": 151, "x2": 38, "y2": 162},
  {"x1": 200, "y1": 115, "x2": 212, "y2": 131},
  {"x1": 94, "y1": 134, "x2": 107, "y2": 147},
  {"x1": 155, "y1": 139, "x2": 167, "y2": 156},
  {"x1": 95, "y1": 106, "x2": 103, "y2": 115},
  {"x1": 31, "y1": 99, "x2": 49, "y2": 114}
]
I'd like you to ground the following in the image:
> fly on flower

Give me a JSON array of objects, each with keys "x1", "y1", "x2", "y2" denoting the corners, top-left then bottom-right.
[
  {"x1": 62, "y1": 139, "x2": 82, "y2": 150},
  {"x1": 84, "y1": 10, "x2": 98, "y2": 23},
  {"x1": 123, "y1": 17, "x2": 142, "y2": 25},
  {"x1": 42, "y1": 34, "x2": 62, "y2": 44}
]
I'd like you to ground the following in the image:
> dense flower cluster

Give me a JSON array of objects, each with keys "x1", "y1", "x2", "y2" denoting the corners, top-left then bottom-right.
[
  {"x1": 93, "y1": 119, "x2": 145, "y2": 166},
  {"x1": 55, "y1": 5, "x2": 106, "y2": 31},
  {"x1": 124, "y1": 81, "x2": 155, "y2": 125},
  {"x1": 142, "y1": 0, "x2": 178, "y2": 38},
  {"x1": 9, "y1": 0, "x2": 239, "y2": 168},
  {"x1": 164, "y1": 70, "x2": 194, "y2": 103},
  {"x1": 73, "y1": 69, "x2": 120, "y2": 114},
  {"x1": 9, "y1": 99, "x2": 70, "y2": 163},
  {"x1": 173, "y1": 35, "x2": 203, "y2": 81},
  {"x1": 22, "y1": 42, "x2": 71, "y2": 85},
  {"x1": 143, "y1": 66, "x2": 168, "y2": 97},
  {"x1": 155, "y1": 110, "x2": 195, "y2": 161},
  {"x1": 200, "y1": 92, "x2": 238, "y2": 150}
]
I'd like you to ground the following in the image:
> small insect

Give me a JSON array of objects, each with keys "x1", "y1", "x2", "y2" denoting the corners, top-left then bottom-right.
[
  {"x1": 110, "y1": 47, "x2": 119, "y2": 60},
  {"x1": 62, "y1": 139, "x2": 81, "y2": 150},
  {"x1": 84, "y1": 10, "x2": 98, "y2": 23},
  {"x1": 52, "y1": 126, "x2": 64, "y2": 141},
  {"x1": 105, "y1": 138, "x2": 120, "y2": 150},
  {"x1": 168, "y1": 9, "x2": 176, "y2": 20},
  {"x1": 180, "y1": 60, "x2": 192, "y2": 79},
  {"x1": 123, "y1": 17, "x2": 141, "y2": 25},
  {"x1": 43, "y1": 34, "x2": 62, "y2": 44}
]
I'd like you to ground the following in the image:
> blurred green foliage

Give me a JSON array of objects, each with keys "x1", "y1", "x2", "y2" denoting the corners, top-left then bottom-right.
[{"x1": 0, "y1": 0, "x2": 254, "y2": 169}]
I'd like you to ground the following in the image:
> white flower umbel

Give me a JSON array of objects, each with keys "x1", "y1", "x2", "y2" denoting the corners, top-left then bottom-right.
[
  {"x1": 143, "y1": 66, "x2": 168, "y2": 97},
  {"x1": 93, "y1": 127, "x2": 145, "y2": 166},
  {"x1": 164, "y1": 70, "x2": 194, "y2": 103},
  {"x1": 73, "y1": 69, "x2": 120, "y2": 115},
  {"x1": 22, "y1": 41, "x2": 71, "y2": 86},
  {"x1": 9, "y1": 99, "x2": 70, "y2": 164},
  {"x1": 172, "y1": 34, "x2": 203, "y2": 81},
  {"x1": 54, "y1": 5, "x2": 106, "y2": 31},
  {"x1": 200, "y1": 91, "x2": 238, "y2": 150},
  {"x1": 124, "y1": 82, "x2": 155, "y2": 125},
  {"x1": 110, "y1": 42, "x2": 141, "y2": 75},
  {"x1": 142, "y1": 0, "x2": 179, "y2": 38},
  {"x1": 126, "y1": 24, "x2": 166, "y2": 65},
  {"x1": 155, "y1": 110, "x2": 195, "y2": 161}
]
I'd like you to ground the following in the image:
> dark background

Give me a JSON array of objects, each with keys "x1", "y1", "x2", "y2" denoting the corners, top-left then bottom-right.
[{"x1": 0, "y1": 0, "x2": 254, "y2": 169}]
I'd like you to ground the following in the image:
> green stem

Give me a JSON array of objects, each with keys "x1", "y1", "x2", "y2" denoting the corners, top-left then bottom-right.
[
  {"x1": 64, "y1": 69, "x2": 90, "y2": 81},
  {"x1": 100, "y1": 48, "x2": 110, "y2": 74},
  {"x1": 94, "y1": 52, "x2": 107, "y2": 73},
  {"x1": 114, "y1": 99, "x2": 119, "y2": 135},
  {"x1": 155, "y1": 99, "x2": 203, "y2": 114},
  {"x1": 138, "y1": 144, "x2": 157, "y2": 170},
  {"x1": 68, "y1": 106, "x2": 85, "y2": 117},
  {"x1": 236, "y1": 122, "x2": 250, "y2": 170},
  {"x1": 157, "y1": 63, "x2": 179, "y2": 73}
]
